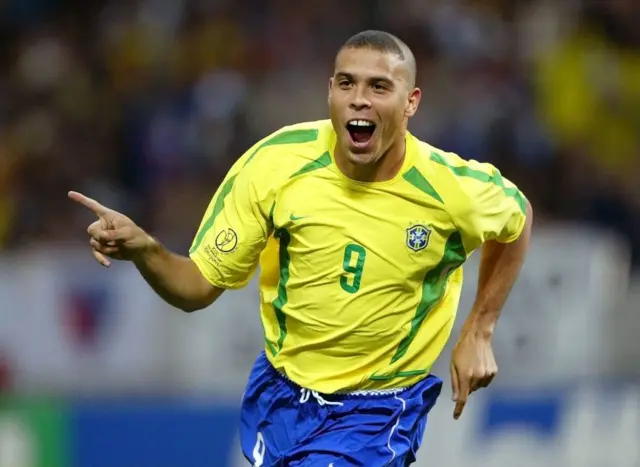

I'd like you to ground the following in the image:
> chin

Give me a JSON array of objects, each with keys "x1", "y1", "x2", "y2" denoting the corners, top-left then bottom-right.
[{"x1": 346, "y1": 151, "x2": 376, "y2": 165}]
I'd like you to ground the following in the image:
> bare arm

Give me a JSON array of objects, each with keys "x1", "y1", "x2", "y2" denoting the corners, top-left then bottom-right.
[
  {"x1": 450, "y1": 199, "x2": 533, "y2": 420},
  {"x1": 463, "y1": 199, "x2": 533, "y2": 336},
  {"x1": 133, "y1": 238, "x2": 223, "y2": 312}
]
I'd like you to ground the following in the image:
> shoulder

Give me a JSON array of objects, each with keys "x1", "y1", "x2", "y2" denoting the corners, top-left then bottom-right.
[
  {"x1": 409, "y1": 136, "x2": 504, "y2": 216},
  {"x1": 253, "y1": 120, "x2": 332, "y2": 156},
  {"x1": 244, "y1": 119, "x2": 333, "y2": 169},
  {"x1": 411, "y1": 137, "x2": 493, "y2": 179},
  {"x1": 411, "y1": 137, "x2": 504, "y2": 195},
  {"x1": 413, "y1": 135, "x2": 526, "y2": 213},
  {"x1": 409, "y1": 137, "x2": 468, "y2": 198},
  {"x1": 239, "y1": 119, "x2": 334, "y2": 189}
]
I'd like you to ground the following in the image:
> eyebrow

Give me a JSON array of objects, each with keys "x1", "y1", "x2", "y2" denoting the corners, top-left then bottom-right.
[{"x1": 335, "y1": 72, "x2": 395, "y2": 86}]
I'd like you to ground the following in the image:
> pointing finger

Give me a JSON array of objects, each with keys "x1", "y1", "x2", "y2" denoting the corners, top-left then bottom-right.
[
  {"x1": 453, "y1": 375, "x2": 470, "y2": 420},
  {"x1": 69, "y1": 191, "x2": 110, "y2": 216},
  {"x1": 450, "y1": 362, "x2": 459, "y2": 402},
  {"x1": 454, "y1": 397, "x2": 467, "y2": 421}
]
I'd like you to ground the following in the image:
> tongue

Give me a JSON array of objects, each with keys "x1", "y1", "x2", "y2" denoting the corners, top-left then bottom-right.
[{"x1": 351, "y1": 130, "x2": 372, "y2": 144}]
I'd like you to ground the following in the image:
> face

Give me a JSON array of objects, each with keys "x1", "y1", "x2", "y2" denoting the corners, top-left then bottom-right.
[{"x1": 329, "y1": 47, "x2": 421, "y2": 166}]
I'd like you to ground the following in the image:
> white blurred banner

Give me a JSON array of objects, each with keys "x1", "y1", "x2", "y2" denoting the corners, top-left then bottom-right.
[
  {"x1": 0, "y1": 225, "x2": 632, "y2": 394},
  {"x1": 0, "y1": 248, "x2": 171, "y2": 394}
]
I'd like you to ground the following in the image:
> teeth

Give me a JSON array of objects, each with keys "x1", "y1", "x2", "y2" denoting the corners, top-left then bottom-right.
[{"x1": 348, "y1": 120, "x2": 374, "y2": 127}]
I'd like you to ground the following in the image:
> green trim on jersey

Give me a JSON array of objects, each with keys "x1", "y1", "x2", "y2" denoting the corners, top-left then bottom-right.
[
  {"x1": 264, "y1": 329, "x2": 278, "y2": 357},
  {"x1": 369, "y1": 368, "x2": 428, "y2": 381},
  {"x1": 244, "y1": 128, "x2": 320, "y2": 167},
  {"x1": 272, "y1": 227, "x2": 291, "y2": 352},
  {"x1": 430, "y1": 151, "x2": 527, "y2": 214},
  {"x1": 290, "y1": 151, "x2": 332, "y2": 178},
  {"x1": 189, "y1": 175, "x2": 237, "y2": 254},
  {"x1": 391, "y1": 230, "x2": 466, "y2": 363},
  {"x1": 268, "y1": 201, "x2": 276, "y2": 224},
  {"x1": 402, "y1": 166, "x2": 444, "y2": 204}
]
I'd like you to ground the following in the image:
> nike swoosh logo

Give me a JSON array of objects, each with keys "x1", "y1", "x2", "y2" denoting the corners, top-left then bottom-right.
[{"x1": 290, "y1": 214, "x2": 307, "y2": 221}]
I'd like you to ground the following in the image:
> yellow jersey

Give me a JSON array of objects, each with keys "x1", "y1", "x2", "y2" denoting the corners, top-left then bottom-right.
[{"x1": 189, "y1": 120, "x2": 527, "y2": 394}]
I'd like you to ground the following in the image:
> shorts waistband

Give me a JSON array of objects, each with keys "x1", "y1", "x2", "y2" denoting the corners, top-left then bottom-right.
[{"x1": 274, "y1": 368, "x2": 413, "y2": 398}]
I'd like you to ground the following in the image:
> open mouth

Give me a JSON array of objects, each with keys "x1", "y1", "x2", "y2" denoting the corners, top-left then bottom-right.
[{"x1": 346, "y1": 119, "x2": 376, "y2": 147}]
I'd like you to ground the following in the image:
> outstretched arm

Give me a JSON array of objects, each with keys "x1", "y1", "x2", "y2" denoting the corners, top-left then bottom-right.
[{"x1": 69, "y1": 134, "x2": 275, "y2": 311}]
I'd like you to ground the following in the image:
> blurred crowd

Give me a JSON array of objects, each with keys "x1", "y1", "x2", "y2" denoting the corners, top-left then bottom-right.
[{"x1": 0, "y1": 0, "x2": 638, "y2": 268}]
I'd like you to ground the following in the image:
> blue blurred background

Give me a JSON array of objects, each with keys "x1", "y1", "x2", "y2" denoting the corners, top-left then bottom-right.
[{"x1": 0, "y1": 0, "x2": 639, "y2": 466}]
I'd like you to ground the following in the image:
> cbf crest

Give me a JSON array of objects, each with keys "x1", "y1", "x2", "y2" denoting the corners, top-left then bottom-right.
[{"x1": 406, "y1": 224, "x2": 431, "y2": 252}]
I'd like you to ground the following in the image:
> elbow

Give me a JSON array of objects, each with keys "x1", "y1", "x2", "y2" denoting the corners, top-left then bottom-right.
[
  {"x1": 177, "y1": 297, "x2": 214, "y2": 313},
  {"x1": 525, "y1": 198, "x2": 534, "y2": 232},
  {"x1": 178, "y1": 302, "x2": 207, "y2": 313},
  {"x1": 177, "y1": 285, "x2": 223, "y2": 313}
]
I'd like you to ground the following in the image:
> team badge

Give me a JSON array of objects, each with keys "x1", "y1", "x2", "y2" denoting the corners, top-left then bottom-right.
[{"x1": 406, "y1": 224, "x2": 430, "y2": 252}]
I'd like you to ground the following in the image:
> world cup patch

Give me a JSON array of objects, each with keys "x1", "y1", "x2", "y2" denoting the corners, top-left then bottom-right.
[
  {"x1": 215, "y1": 228, "x2": 238, "y2": 253},
  {"x1": 406, "y1": 224, "x2": 431, "y2": 252}
]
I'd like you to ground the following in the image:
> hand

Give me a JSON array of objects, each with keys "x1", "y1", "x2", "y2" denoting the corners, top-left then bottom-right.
[
  {"x1": 68, "y1": 191, "x2": 153, "y2": 267},
  {"x1": 449, "y1": 329, "x2": 498, "y2": 420}
]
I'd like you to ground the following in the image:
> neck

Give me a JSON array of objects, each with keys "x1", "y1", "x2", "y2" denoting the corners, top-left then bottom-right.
[{"x1": 336, "y1": 136, "x2": 407, "y2": 183}]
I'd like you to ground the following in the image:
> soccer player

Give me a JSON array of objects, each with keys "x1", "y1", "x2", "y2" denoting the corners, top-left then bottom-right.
[{"x1": 69, "y1": 30, "x2": 532, "y2": 466}]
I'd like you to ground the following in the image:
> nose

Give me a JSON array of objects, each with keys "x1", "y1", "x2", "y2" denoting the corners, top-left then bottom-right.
[{"x1": 349, "y1": 87, "x2": 371, "y2": 111}]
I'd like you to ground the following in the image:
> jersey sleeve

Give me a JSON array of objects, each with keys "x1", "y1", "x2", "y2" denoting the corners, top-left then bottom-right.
[
  {"x1": 188, "y1": 153, "x2": 274, "y2": 290},
  {"x1": 453, "y1": 159, "x2": 528, "y2": 254}
]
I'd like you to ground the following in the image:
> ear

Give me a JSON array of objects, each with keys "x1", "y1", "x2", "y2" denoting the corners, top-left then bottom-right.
[
  {"x1": 405, "y1": 87, "x2": 421, "y2": 118},
  {"x1": 328, "y1": 77, "x2": 334, "y2": 104}
]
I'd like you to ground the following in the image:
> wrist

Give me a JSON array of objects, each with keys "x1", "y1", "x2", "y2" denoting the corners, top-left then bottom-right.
[
  {"x1": 462, "y1": 309, "x2": 497, "y2": 339},
  {"x1": 133, "y1": 233, "x2": 161, "y2": 264}
]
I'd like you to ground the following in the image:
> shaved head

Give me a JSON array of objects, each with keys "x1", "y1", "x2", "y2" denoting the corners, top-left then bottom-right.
[
  {"x1": 339, "y1": 30, "x2": 417, "y2": 88},
  {"x1": 329, "y1": 30, "x2": 422, "y2": 178}
]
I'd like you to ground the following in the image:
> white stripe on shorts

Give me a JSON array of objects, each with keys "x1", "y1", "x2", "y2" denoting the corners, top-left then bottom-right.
[{"x1": 386, "y1": 394, "x2": 407, "y2": 465}]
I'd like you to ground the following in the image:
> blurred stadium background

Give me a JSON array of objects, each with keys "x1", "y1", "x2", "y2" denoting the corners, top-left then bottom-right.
[{"x1": 0, "y1": 0, "x2": 639, "y2": 466}]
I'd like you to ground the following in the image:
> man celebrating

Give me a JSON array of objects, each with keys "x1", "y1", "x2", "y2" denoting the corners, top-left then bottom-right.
[{"x1": 70, "y1": 30, "x2": 532, "y2": 466}]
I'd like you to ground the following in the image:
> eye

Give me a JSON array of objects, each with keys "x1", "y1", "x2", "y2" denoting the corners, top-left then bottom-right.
[
  {"x1": 338, "y1": 80, "x2": 352, "y2": 89},
  {"x1": 372, "y1": 83, "x2": 388, "y2": 93}
]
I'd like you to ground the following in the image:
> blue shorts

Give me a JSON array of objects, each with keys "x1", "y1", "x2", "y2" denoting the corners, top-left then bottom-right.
[{"x1": 240, "y1": 352, "x2": 443, "y2": 466}]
